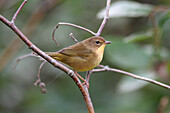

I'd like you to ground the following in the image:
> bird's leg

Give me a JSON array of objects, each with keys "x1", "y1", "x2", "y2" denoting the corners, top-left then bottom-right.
[
  {"x1": 84, "y1": 70, "x2": 92, "y2": 89},
  {"x1": 74, "y1": 71, "x2": 89, "y2": 88},
  {"x1": 85, "y1": 70, "x2": 92, "y2": 83}
]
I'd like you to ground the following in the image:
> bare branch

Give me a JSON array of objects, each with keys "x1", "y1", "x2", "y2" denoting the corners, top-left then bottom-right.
[
  {"x1": 93, "y1": 65, "x2": 170, "y2": 89},
  {"x1": 52, "y1": 0, "x2": 111, "y2": 37},
  {"x1": 52, "y1": 22, "x2": 96, "y2": 46},
  {"x1": 84, "y1": 70, "x2": 92, "y2": 89},
  {"x1": 11, "y1": 0, "x2": 27, "y2": 23},
  {"x1": 13, "y1": 53, "x2": 34, "y2": 70},
  {"x1": 85, "y1": 70, "x2": 92, "y2": 84},
  {"x1": 0, "y1": 0, "x2": 64, "y2": 72},
  {"x1": 34, "y1": 60, "x2": 47, "y2": 93},
  {"x1": 34, "y1": 61, "x2": 46, "y2": 86},
  {"x1": 52, "y1": 25, "x2": 60, "y2": 46},
  {"x1": 57, "y1": 22, "x2": 96, "y2": 35},
  {"x1": 69, "y1": 33, "x2": 78, "y2": 43},
  {"x1": 96, "y1": 0, "x2": 111, "y2": 36}
]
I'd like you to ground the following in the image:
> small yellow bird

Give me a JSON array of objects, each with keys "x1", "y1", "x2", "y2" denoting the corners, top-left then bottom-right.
[
  {"x1": 46, "y1": 36, "x2": 111, "y2": 72},
  {"x1": 40, "y1": 36, "x2": 111, "y2": 86}
]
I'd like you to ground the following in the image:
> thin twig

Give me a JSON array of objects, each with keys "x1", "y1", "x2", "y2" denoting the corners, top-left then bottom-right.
[
  {"x1": 52, "y1": 25, "x2": 60, "y2": 46},
  {"x1": 13, "y1": 53, "x2": 34, "y2": 70},
  {"x1": 69, "y1": 33, "x2": 78, "y2": 43},
  {"x1": 93, "y1": 65, "x2": 170, "y2": 89},
  {"x1": 53, "y1": 0, "x2": 111, "y2": 37},
  {"x1": 34, "y1": 60, "x2": 46, "y2": 86},
  {"x1": 0, "y1": 0, "x2": 63, "y2": 72},
  {"x1": 52, "y1": 22, "x2": 96, "y2": 46},
  {"x1": 84, "y1": 70, "x2": 92, "y2": 90},
  {"x1": 85, "y1": 70, "x2": 92, "y2": 84},
  {"x1": 34, "y1": 60, "x2": 47, "y2": 93},
  {"x1": 11, "y1": 0, "x2": 27, "y2": 23},
  {"x1": 14, "y1": 52, "x2": 48, "y2": 93},
  {"x1": 57, "y1": 22, "x2": 96, "y2": 35},
  {"x1": 96, "y1": 0, "x2": 111, "y2": 36},
  {"x1": 52, "y1": 0, "x2": 111, "y2": 47}
]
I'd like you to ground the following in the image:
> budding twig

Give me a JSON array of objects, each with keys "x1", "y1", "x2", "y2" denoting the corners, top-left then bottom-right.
[
  {"x1": 34, "y1": 60, "x2": 47, "y2": 93},
  {"x1": 34, "y1": 61, "x2": 46, "y2": 86}
]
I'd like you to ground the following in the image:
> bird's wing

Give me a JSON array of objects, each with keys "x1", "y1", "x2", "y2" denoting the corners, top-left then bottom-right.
[
  {"x1": 56, "y1": 42, "x2": 92, "y2": 58},
  {"x1": 58, "y1": 48, "x2": 92, "y2": 58}
]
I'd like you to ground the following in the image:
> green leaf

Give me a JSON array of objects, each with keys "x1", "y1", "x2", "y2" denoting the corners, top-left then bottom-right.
[{"x1": 97, "y1": 1, "x2": 154, "y2": 18}]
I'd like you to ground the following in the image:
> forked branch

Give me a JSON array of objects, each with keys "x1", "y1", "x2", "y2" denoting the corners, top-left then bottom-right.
[
  {"x1": 0, "y1": 0, "x2": 95, "y2": 113},
  {"x1": 96, "y1": 0, "x2": 111, "y2": 36},
  {"x1": 11, "y1": 0, "x2": 28, "y2": 23},
  {"x1": 52, "y1": 0, "x2": 111, "y2": 45}
]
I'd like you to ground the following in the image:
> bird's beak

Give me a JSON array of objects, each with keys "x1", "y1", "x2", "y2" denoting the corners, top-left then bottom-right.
[{"x1": 105, "y1": 41, "x2": 112, "y2": 44}]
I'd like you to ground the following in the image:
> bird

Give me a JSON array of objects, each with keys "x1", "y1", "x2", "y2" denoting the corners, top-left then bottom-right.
[
  {"x1": 34, "y1": 36, "x2": 111, "y2": 86},
  {"x1": 46, "y1": 36, "x2": 111, "y2": 72}
]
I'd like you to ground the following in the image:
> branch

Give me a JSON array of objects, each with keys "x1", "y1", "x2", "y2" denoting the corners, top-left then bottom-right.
[
  {"x1": 13, "y1": 53, "x2": 34, "y2": 70},
  {"x1": 0, "y1": 1, "x2": 94, "y2": 113},
  {"x1": 1, "y1": 0, "x2": 112, "y2": 112},
  {"x1": 52, "y1": 22, "x2": 96, "y2": 45},
  {"x1": 57, "y1": 22, "x2": 96, "y2": 35},
  {"x1": 53, "y1": 0, "x2": 111, "y2": 36},
  {"x1": 33, "y1": 60, "x2": 47, "y2": 92},
  {"x1": 11, "y1": 0, "x2": 27, "y2": 23},
  {"x1": 96, "y1": 0, "x2": 111, "y2": 36},
  {"x1": 69, "y1": 33, "x2": 78, "y2": 43},
  {"x1": 0, "y1": 0, "x2": 64, "y2": 72},
  {"x1": 0, "y1": 14, "x2": 95, "y2": 113},
  {"x1": 93, "y1": 65, "x2": 170, "y2": 89},
  {"x1": 52, "y1": 0, "x2": 111, "y2": 45}
]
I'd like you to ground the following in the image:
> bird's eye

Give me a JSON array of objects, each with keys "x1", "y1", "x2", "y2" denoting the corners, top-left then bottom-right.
[{"x1": 95, "y1": 41, "x2": 100, "y2": 45}]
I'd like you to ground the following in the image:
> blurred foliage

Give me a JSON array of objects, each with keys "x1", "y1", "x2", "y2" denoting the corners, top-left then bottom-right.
[
  {"x1": 0, "y1": 0, "x2": 170, "y2": 113},
  {"x1": 97, "y1": 1, "x2": 154, "y2": 18}
]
